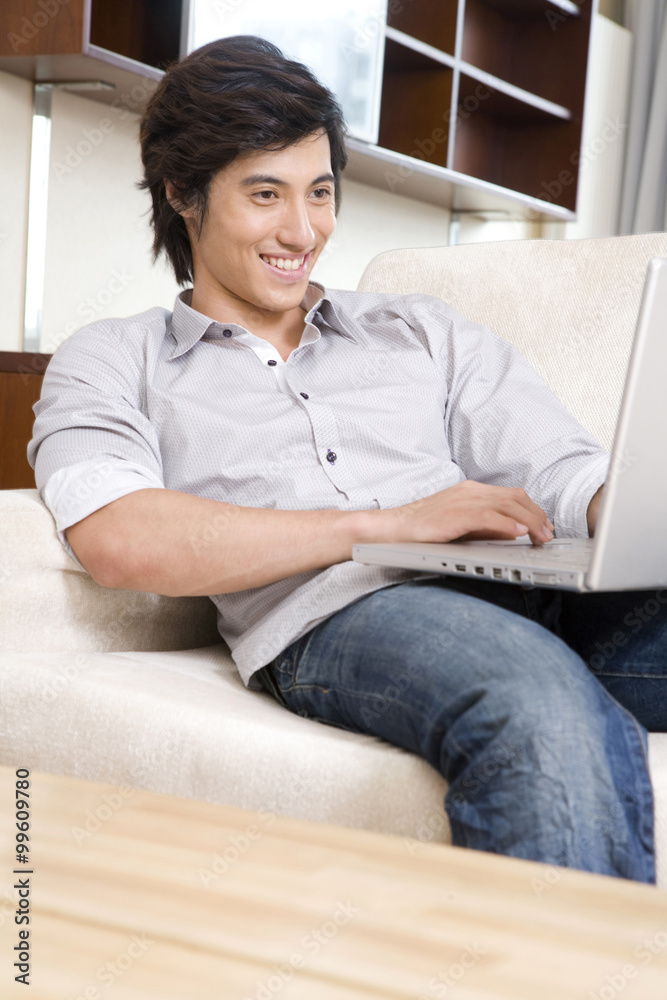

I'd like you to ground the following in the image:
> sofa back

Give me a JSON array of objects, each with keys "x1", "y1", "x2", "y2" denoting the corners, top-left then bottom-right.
[
  {"x1": 357, "y1": 232, "x2": 667, "y2": 451},
  {"x1": 0, "y1": 489, "x2": 220, "y2": 654}
]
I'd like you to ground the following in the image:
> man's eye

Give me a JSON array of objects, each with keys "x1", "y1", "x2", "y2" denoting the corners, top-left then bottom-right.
[
  {"x1": 255, "y1": 190, "x2": 276, "y2": 200},
  {"x1": 312, "y1": 188, "x2": 332, "y2": 199}
]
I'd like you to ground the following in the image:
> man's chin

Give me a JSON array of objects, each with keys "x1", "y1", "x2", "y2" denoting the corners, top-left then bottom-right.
[{"x1": 254, "y1": 281, "x2": 311, "y2": 312}]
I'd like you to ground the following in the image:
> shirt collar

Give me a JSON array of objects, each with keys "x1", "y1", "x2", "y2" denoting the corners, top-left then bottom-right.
[{"x1": 167, "y1": 281, "x2": 357, "y2": 360}]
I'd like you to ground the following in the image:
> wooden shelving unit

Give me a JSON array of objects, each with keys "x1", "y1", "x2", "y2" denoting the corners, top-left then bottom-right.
[
  {"x1": 372, "y1": 0, "x2": 596, "y2": 218},
  {"x1": 0, "y1": 0, "x2": 596, "y2": 216}
]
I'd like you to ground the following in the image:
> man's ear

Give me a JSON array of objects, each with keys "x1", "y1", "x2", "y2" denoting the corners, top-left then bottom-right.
[{"x1": 164, "y1": 179, "x2": 193, "y2": 219}]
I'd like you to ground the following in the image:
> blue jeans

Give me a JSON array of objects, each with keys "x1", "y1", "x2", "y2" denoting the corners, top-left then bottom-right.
[{"x1": 255, "y1": 576, "x2": 667, "y2": 883}]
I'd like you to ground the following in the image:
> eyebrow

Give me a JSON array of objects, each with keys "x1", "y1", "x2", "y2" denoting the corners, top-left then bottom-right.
[{"x1": 240, "y1": 172, "x2": 335, "y2": 188}]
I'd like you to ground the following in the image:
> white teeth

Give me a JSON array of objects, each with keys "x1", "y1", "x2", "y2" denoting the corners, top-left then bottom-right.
[{"x1": 262, "y1": 255, "x2": 304, "y2": 271}]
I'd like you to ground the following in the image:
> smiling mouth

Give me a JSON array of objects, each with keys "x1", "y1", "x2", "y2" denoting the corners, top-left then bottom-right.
[{"x1": 259, "y1": 251, "x2": 310, "y2": 272}]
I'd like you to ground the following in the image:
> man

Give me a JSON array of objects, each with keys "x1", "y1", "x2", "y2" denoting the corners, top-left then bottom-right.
[{"x1": 28, "y1": 35, "x2": 664, "y2": 883}]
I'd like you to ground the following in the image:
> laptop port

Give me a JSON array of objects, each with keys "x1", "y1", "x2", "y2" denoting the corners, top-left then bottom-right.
[
  {"x1": 493, "y1": 568, "x2": 503, "y2": 579},
  {"x1": 534, "y1": 572, "x2": 558, "y2": 585},
  {"x1": 474, "y1": 566, "x2": 484, "y2": 575},
  {"x1": 511, "y1": 570, "x2": 522, "y2": 582},
  {"x1": 455, "y1": 564, "x2": 467, "y2": 572}
]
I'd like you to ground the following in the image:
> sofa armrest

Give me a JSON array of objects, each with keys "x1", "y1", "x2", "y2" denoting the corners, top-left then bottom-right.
[{"x1": 0, "y1": 489, "x2": 221, "y2": 654}]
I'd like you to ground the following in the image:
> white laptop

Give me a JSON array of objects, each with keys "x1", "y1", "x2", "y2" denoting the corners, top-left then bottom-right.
[{"x1": 353, "y1": 257, "x2": 667, "y2": 593}]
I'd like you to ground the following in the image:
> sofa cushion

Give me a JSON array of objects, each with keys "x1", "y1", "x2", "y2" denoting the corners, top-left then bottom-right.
[
  {"x1": 0, "y1": 489, "x2": 220, "y2": 653},
  {"x1": 0, "y1": 644, "x2": 449, "y2": 845}
]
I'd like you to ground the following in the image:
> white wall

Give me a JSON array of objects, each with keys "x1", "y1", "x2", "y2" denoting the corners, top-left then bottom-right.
[
  {"x1": 599, "y1": 0, "x2": 624, "y2": 24},
  {"x1": 313, "y1": 178, "x2": 451, "y2": 290},
  {"x1": 41, "y1": 89, "x2": 180, "y2": 355},
  {"x1": 0, "y1": 72, "x2": 181, "y2": 353}
]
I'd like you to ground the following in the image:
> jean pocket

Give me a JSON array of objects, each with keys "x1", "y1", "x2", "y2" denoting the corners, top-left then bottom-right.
[
  {"x1": 271, "y1": 631, "x2": 314, "y2": 692},
  {"x1": 256, "y1": 662, "x2": 290, "y2": 708}
]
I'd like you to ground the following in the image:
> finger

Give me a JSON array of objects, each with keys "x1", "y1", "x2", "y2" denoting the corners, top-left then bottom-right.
[
  {"x1": 507, "y1": 488, "x2": 551, "y2": 526},
  {"x1": 456, "y1": 511, "x2": 539, "y2": 543},
  {"x1": 503, "y1": 499, "x2": 553, "y2": 545}
]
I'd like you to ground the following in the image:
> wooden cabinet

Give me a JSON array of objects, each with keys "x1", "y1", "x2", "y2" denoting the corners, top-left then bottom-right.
[
  {"x1": 0, "y1": 353, "x2": 51, "y2": 490},
  {"x1": 0, "y1": 0, "x2": 181, "y2": 111}
]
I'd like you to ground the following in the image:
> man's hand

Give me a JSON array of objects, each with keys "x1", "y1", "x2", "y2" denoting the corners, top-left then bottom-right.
[
  {"x1": 379, "y1": 480, "x2": 554, "y2": 547},
  {"x1": 586, "y1": 484, "x2": 605, "y2": 537}
]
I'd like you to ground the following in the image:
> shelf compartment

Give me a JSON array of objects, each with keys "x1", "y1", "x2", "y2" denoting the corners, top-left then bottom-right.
[
  {"x1": 384, "y1": 26, "x2": 456, "y2": 70},
  {"x1": 378, "y1": 38, "x2": 454, "y2": 170},
  {"x1": 462, "y1": 0, "x2": 592, "y2": 112},
  {"x1": 458, "y1": 60, "x2": 571, "y2": 119},
  {"x1": 452, "y1": 73, "x2": 583, "y2": 211},
  {"x1": 90, "y1": 0, "x2": 181, "y2": 71},
  {"x1": 344, "y1": 136, "x2": 576, "y2": 221},
  {"x1": 386, "y1": 0, "x2": 458, "y2": 57}
]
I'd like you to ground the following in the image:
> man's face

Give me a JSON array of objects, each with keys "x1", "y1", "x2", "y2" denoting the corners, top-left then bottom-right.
[{"x1": 182, "y1": 129, "x2": 336, "y2": 321}]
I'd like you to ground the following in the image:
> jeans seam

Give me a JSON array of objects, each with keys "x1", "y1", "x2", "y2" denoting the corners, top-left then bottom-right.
[
  {"x1": 624, "y1": 713, "x2": 655, "y2": 878},
  {"x1": 590, "y1": 678, "x2": 656, "y2": 878},
  {"x1": 298, "y1": 682, "x2": 444, "y2": 732},
  {"x1": 590, "y1": 670, "x2": 667, "y2": 678}
]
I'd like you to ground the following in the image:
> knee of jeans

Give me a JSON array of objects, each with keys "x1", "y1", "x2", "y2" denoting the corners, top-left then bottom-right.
[
  {"x1": 476, "y1": 643, "x2": 608, "y2": 749},
  {"x1": 442, "y1": 677, "x2": 612, "y2": 817}
]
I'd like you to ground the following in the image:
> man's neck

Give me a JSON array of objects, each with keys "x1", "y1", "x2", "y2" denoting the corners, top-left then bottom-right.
[
  {"x1": 188, "y1": 285, "x2": 307, "y2": 360},
  {"x1": 190, "y1": 285, "x2": 305, "y2": 340}
]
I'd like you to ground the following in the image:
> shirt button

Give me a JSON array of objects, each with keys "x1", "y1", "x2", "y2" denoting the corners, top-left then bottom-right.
[
  {"x1": 300, "y1": 392, "x2": 309, "y2": 399},
  {"x1": 222, "y1": 329, "x2": 232, "y2": 338},
  {"x1": 326, "y1": 449, "x2": 337, "y2": 464},
  {"x1": 267, "y1": 359, "x2": 277, "y2": 366}
]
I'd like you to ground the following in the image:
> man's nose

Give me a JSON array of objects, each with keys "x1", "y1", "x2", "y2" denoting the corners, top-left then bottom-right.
[{"x1": 275, "y1": 200, "x2": 315, "y2": 250}]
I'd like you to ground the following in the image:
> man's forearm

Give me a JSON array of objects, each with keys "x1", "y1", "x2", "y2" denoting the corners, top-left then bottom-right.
[
  {"x1": 67, "y1": 488, "x2": 379, "y2": 597},
  {"x1": 67, "y1": 478, "x2": 556, "y2": 596}
]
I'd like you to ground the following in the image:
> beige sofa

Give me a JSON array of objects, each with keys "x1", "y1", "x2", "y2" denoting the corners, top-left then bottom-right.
[{"x1": 3, "y1": 232, "x2": 667, "y2": 884}]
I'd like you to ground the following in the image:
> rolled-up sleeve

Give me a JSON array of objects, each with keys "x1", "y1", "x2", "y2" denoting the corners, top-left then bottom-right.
[
  {"x1": 420, "y1": 301, "x2": 610, "y2": 538},
  {"x1": 40, "y1": 459, "x2": 165, "y2": 568},
  {"x1": 27, "y1": 319, "x2": 165, "y2": 561}
]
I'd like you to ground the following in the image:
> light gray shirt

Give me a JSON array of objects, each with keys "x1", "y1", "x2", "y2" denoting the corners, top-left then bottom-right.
[{"x1": 28, "y1": 282, "x2": 609, "y2": 689}]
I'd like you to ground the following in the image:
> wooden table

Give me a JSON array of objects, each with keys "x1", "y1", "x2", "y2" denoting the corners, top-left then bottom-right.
[{"x1": 2, "y1": 766, "x2": 667, "y2": 999}]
